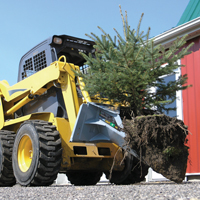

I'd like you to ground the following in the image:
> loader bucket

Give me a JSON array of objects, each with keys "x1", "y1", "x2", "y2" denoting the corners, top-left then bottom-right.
[{"x1": 70, "y1": 102, "x2": 139, "y2": 158}]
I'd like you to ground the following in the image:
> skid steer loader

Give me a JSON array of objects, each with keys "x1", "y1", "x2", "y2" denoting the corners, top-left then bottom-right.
[{"x1": 0, "y1": 35, "x2": 149, "y2": 186}]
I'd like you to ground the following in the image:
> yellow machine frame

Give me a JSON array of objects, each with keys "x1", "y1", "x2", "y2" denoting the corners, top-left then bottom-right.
[{"x1": 0, "y1": 58, "x2": 124, "y2": 172}]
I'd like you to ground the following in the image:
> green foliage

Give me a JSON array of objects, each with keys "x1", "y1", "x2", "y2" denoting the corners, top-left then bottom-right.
[
  {"x1": 77, "y1": 6, "x2": 193, "y2": 116},
  {"x1": 163, "y1": 146, "x2": 182, "y2": 158}
]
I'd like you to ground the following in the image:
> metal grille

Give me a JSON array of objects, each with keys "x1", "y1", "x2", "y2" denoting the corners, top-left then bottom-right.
[
  {"x1": 33, "y1": 50, "x2": 47, "y2": 72},
  {"x1": 22, "y1": 58, "x2": 33, "y2": 79}
]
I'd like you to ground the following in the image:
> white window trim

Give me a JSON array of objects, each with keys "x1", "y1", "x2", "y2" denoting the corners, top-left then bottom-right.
[{"x1": 175, "y1": 59, "x2": 183, "y2": 120}]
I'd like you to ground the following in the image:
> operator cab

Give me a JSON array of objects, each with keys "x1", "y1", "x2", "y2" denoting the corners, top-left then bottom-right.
[
  {"x1": 16, "y1": 35, "x2": 95, "y2": 118},
  {"x1": 18, "y1": 35, "x2": 95, "y2": 82}
]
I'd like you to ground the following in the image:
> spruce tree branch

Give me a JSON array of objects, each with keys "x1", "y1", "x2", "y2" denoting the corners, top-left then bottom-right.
[
  {"x1": 119, "y1": 5, "x2": 127, "y2": 40},
  {"x1": 137, "y1": 13, "x2": 144, "y2": 38}
]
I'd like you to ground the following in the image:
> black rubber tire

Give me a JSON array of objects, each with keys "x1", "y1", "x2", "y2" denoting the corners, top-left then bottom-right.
[
  {"x1": 0, "y1": 130, "x2": 16, "y2": 186},
  {"x1": 66, "y1": 171, "x2": 103, "y2": 186},
  {"x1": 12, "y1": 120, "x2": 62, "y2": 186},
  {"x1": 105, "y1": 152, "x2": 133, "y2": 184},
  {"x1": 120, "y1": 158, "x2": 149, "y2": 184},
  {"x1": 106, "y1": 154, "x2": 149, "y2": 185}
]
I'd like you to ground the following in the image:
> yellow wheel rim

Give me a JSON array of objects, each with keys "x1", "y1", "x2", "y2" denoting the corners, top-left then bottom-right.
[{"x1": 18, "y1": 135, "x2": 33, "y2": 172}]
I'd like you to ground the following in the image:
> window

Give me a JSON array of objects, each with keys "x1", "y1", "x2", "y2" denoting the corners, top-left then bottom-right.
[{"x1": 158, "y1": 60, "x2": 183, "y2": 120}]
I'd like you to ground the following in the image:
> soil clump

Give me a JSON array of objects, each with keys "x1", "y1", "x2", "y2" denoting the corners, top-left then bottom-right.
[{"x1": 123, "y1": 114, "x2": 189, "y2": 183}]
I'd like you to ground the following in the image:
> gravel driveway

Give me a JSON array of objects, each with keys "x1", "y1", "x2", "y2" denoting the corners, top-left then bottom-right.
[{"x1": 0, "y1": 181, "x2": 199, "y2": 200}]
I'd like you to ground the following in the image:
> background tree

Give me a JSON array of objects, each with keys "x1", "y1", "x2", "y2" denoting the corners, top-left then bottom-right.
[{"x1": 77, "y1": 6, "x2": 193, "y2": 117}]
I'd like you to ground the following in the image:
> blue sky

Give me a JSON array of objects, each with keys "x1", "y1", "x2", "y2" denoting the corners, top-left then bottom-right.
[{"x1": 0, "y1": 0, "x2": 189, "y2": 86}]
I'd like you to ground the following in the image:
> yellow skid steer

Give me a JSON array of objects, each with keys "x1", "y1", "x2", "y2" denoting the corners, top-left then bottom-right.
[{"x1": 0, "y1": 35, "x2": 148, "y2": 186}]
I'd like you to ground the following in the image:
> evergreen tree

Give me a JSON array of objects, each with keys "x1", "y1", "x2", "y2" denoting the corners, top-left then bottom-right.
[{"x1": 77, "y1": 6, "x2": 193, "y2": 117}]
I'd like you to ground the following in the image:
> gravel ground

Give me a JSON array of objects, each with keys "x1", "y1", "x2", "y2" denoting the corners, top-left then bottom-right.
[{"x1": 0, "y1": 181, "x2": 199, "y2": 200}]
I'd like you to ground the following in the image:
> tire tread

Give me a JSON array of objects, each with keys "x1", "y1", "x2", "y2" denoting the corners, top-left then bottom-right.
[
  {"x1": 0, "y1": 130, "x2": 16, "y2": 186},
  {"x1": 32, "y1": 120, "x2": 62, "y2": 186}
]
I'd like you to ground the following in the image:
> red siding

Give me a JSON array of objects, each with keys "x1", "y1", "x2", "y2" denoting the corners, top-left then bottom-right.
[{"x1": 181, "y1": 36, "x2": 200, "y2": 173}]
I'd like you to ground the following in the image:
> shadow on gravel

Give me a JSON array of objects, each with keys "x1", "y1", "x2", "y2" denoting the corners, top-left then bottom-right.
[{"x1": 50, "y1": 181, "x2": 200, "y2": 187}]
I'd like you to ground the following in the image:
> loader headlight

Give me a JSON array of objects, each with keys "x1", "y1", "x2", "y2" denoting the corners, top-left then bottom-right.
[{"x1": 53, "y1": 37, "x2": 63, "y2": 45}]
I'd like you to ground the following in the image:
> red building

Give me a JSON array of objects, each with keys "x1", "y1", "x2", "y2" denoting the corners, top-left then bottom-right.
[{"x1": 152, "y1": 0, "x2": 200, "y2": 180}]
